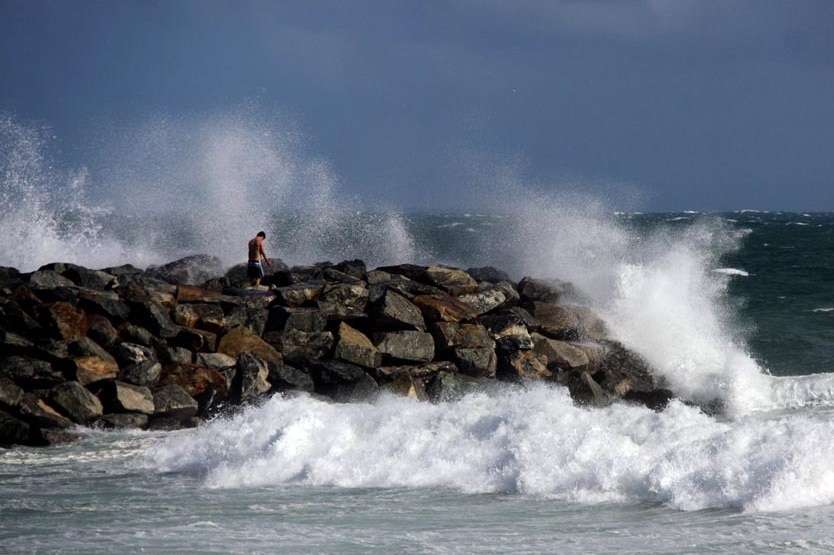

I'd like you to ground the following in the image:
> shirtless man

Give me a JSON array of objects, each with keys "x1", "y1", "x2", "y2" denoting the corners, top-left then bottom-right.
[{"x1": 247, "y1": 231, "x2": 272, "y2": 287}]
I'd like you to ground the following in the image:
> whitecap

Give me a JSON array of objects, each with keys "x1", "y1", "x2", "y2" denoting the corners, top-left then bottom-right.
[{"x1": 712, "y1": 268, "x2": 749, "y2": 277}]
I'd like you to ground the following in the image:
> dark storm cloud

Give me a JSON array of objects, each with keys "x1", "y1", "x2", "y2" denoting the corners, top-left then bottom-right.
[{"x1": 1, "y1": 0, "x2": 832, "y2": 210}]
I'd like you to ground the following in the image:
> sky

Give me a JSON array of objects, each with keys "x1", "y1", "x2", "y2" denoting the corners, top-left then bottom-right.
[{"x1": 1, "y1": 0, "x2": 833, "y2": 212}]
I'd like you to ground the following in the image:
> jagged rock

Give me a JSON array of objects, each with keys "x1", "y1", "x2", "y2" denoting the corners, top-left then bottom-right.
[
  {"x1": 430, "y1": 322, "x2": 494, "y2": 352},
  {"x1": 274, "y1": 329, "x2": 334, "y2": 362},
  {"x1": 218, "y1": 327, "x2": 283, "y2": 364},
  {"x1": 518, "y1": 277, "x2": 573, "y2": 303},
  {"x1": 225, "y1": 305, "x2": 268, "y2": 335},
  {"x1": 498, "y1": 350, "x2": 551, "y2": 381},
  {"x1": 37, "y1": 301, "x2": 87, "y2": 342},
  {"x1": 66, "y1": 267, "x2": 115, "y2": 290},
  {"x1": 333, "y1": 260, "x2": 367, "y2": 280},
  {"x1": 320, "y1": 283, "x2": 368, "y2": 312},
  {"x1": 73, "y1": 356, "x2": 120, "y2": 386},
  {"x1": 273, "y1": 284, "x2": 326, "y2": 307},
  {"x1": 172, "y1": 303, "x2": 226, "y2": 333},
  {"x1": 119, "y1": 276, "x2": 177, "y2": 306},
  {"x1": 0, "y1": 409, "x2": 30, "y2": 445},
  {"x1": 373, "y1": 330, "x2": 435, "y2": 363},
  {"x1": 194, "y1": 352, "x2": 236, "y2": 370},
  {"x1": 128, "y1": 299, "x2": 179, "y2": 338},
  {"x1": 93, "y1": 413, "x2": 149, "y2": 430},
  {"x1": 159, "y1": 363, "x2": 229, "y2": 400},
  {"x1": 452, "y1": 348, "x2": 497, "y2": 379},
  {"x1": 116, "y1": 343, "x2": 161, "y2": 387},
  {"x1": 233, "y1": 352, "x2": 271, "y2": 404},
  {"x1": 86, "y1": 314, "x2": 119, "y2": 348},
  {"x1": 425, "y1": 371, "x2": 488, "y2": 403},
  {"x1": 568, "y1": 371, "x2": 613, "y2": 407},
  {"x1": 334, "y1": 322, "x2": 381, "y2": 368},
  {"x1": 119, "y1": 324, "x2": 156, "y2": 347},
  {"x1": 526, "y1": 302, "x2": 606, "y2": 341},
  {"x1": 69, "y1": 337, "x2": 116, "y2": 364},
  {"x1": 1, "y1": 355, "x2": 65, "y2": 388},
  {"x1": 97, "y1": 381, "x2": 155, "y2": 414},
  {"x1": 267, "y1": 360, "x2": 314, "y2": 392},
  {"x1": 47, "y1": 381, "x2": 104, "y2": 423},
  {"x1": 153, "y1": 385, "x2": 198, "y2": 422},
  {"x1": 369, "y1": 289, "x2": 426, "y2": 330},
  {"x1": 156, "y1": 342, "x2": 193, "y2": 365},
  {"x1": 381, "y1": 374, "x2": 429, "y2": 400},
  {"x1": 264, "y1": 306, "x2": 327, "y2": 333},
  {"x1": 467, "y1": 266, "x2": 512, "y2": 284},
  {"x1": 301, "y1": 358, "x2": 378, "y2": 402},
  {"x1": 116, "y1": 342, "x2": 155, "y2": 366},
  {"x1": 28, "y1": 270, "x2": 76, "y2": 290},
  {"x1": 171, "y1": 326, "x2": 217, "y2": 352},
  {"x1": 144, "y1": 254, "x2": 225, "y2": 285},
  {"x1": 18, "y1": 393, "x2": 74, "y2": 429},
  {"x1": 424, "y1": 265, "x2": 479, "y2": 295},
  {"x1": 412, "y1": 294, "x2": 478, "y2": 324},
  {"x1": 457, "y1": 282, "x2": 519, "y2": 315},
  {"x1": 0, "y1": 377, "x2": 23, "y2": 410},
  {"x1": 531, "y1": 333, "x2": 590, "y2": 373}
]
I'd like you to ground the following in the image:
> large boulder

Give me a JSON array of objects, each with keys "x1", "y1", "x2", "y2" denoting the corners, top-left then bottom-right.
[
  {"x1": 47, "y1": 381, "x2": 104, "y2": 423},
  {"x1": 334, "y1": 322, "x2": 381, "y2": 369},
  {"x1": 457, "y1": 282, "x2": 519, "y2": 316},
  {"x1": 1, "y1": 355, "x2": 65, "y2": 389},
  {"x1": 301, "y1": 358, "x2": 379, "y2": 402},
  {"x1": 430, "y1": 322, "x2": 494, "y2": 352},
  {"x1": 525, "y1": 302, "x2": 607, "y2": 341},
  {"x1": 267, "y1": 360, "x2": 315, "y2": 392},
  {"x1": 425, "y1": 371, "x2": 489, "y2": 403},
  {"x1": 0, "y1": 410, "x2": 30, "y2": 446},
  {"x1": 412, "y1": 294, "x2": 478, "y2": 324},
  {"x1": 452, "y1": 348, "x2": 497, "y2": 379},
  {"x1": 28, "y1": 270, "x2": 75, "y2": 290},
  {"x1": 18, "y1": 393, "x2": 74, "y2": 429},
  {"x1": 467, "y1": 266, "x2": 512, "y2": 284},
  {"x1": 86, "y1": 314, "x2": 119, "y2": 348},
  {"x1": 218, "y1": 327, "x2": 283, "y2": 364},
  {"x1": 158, "y1": 363, "x2": 229, "y2": 400},
  {"x1": 73, "y1": 356, "x2": 120, "y2": 386},
  {"x1": 97, "y1": 381, "x2": 155, "y2": 414},
  {"x1": 37, "y1": 301, "x2": 87, "y2": 342},
  {"x1": 272, "y1": 284, "x2": 326, "y2": 307},
  {"x1": 517, "y1": 277, "x2": 573, "y2": 304},
  {"x1": 128, "y1": 299, "x2": 179, "y2": 339},
  {"x1": 233, "y1": 352, "x2": 272, "y2": 404},
  {"x1": 369, "y1": 289, "x2": 426, "y2": 330},
  {"x1": 498, "y1": 351, "x2": 551, "y2": 381},
  {"x1": 373, "y1": 330, "x2": 435, "y2": 363},
  {"x1": 76, "y1": 289, "x2": 130, "y2": 323},
  {"x1": 152, "y1": 385, "x2": 198, "y2": 422},
  {"x1": 531, "y1": 333, "x2": 590, "y2": 374},
  {"x1": 272, "y1": 329, "x2": 334, "y2": 362},
  {"x1": 424, "y1": 266, "x2": 479, "y2": 296},
  {"x1": 172, "y1": 303, "x2": 226, "y2": 333},
  {"x1": 144, "y1": 254, "x2": 225, "y2": 285},
  {"x1": 264, "y1": 306, "x2": 328, "y2": 334},
  {"x1": 116, "y1": 342, "x2": 161, "y2": 387}
]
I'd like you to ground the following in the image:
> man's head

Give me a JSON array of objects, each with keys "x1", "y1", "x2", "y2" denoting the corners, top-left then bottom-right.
[{"x1": 257, "y1": 231, "x2": 266, "y2": 238}]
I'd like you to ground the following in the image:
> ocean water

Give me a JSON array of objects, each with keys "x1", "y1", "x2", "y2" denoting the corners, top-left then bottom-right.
[{"x1": 3, "y1": 115, "x2": 834, "y2": 553}]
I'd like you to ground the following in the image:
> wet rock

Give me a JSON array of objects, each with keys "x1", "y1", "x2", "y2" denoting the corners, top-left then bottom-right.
[
  {"x1": 333, "y1": 259, "x2": 367, "y2": 281},
  {"x1": 335, "y1": 322, "x2": 381, "y2": 369},
  {"x1": 47, "y1": 381, "x2": 104, "y2": 423},
  {"x1": 274, "y1": 329, "x2": 334, "y2": 362},
  {"x1": 218, "y1": 327, "x2": 283, "y2": 364},
  {"x1": 152, "y1": 385, "x2": 198, "y2": 422},
  {"x1": 369, "y1": 289, "x2": 426, "y2": 330},
  {"x1": 2, "y1": 355, "x2": 65, "y2": 389},
  {"x1": 93, "y1": 413, "x2": 149, "y2": 430},
  {"x1": 479, "y1": 311, "x2": 534, "y2": 352},
  {"x1": 373, "y1": 360, "x2": 458, "y2": 382},
  {"x1": 380, "y1": 374, "x2": 429, "y2": 401},
  {"x1": 531, "y1": 333, "x2": 590, "y2": 373},
  {"x1": 423, "y1": 265, "x2": 479, "y2": 295},
  {"x1": 301, "y1": 358, "x2": 379, "y2": 402},
  {"x1": 267, "y1": 360, "x2": 315, "y2": 392},
  {"x1": 498, "y1": 350, "x2": 551, "y2": 381},
  {"x1": 144, "y1": 254, "x2": 225, "y2": 286},
  {"x1": 159, "y1": 362, "x2": 229, "y2": 400},
  {"x1": 412, "y1": 294, "x2": 478, "y2": 324},
  {"x1": 97, "y1": 381, "x2": 155, "y2": 414},
  {"x1": 28, "y1": 270, "x2": 76, "y2": 290},
  {"x1": 452, "y1": 348, "x2": 497, "y2": 379},
  {"x1": 467, "y1": 266, "x2": 512, "y2": 284},
  {"x1": 18, "y1": 393, "x2": 74, "y2": 429},
  {"x1": 172, "y1": 303, "x2": 226, "y2": 333},
  {"x1": 37, "y1": 301, "x2": 87, "y2": 342},
  {"x1": 233, "y1": 352, "x2": 271, "y2": 404},
  {"x1": 518, "y1": 277, "x2": 573, "y2": 304},
  {"x1": 568, "y1": 371, "x2": 613, "y2": 407},
  {"x1": 373, "y1": 330, "x2": 435, "y2": 363},
  {"x1": 0, "y1": 409, "x2": 30, "y2": 446},
  {"x1": 457, "y1": 282, "x2": 519, "y2": 316},
  {"x1": 425, "y1": 371, "x2": 488, "y2": 403},
  {"x1": 525, "y1": 302, "x2": 607, "y2": 341}
]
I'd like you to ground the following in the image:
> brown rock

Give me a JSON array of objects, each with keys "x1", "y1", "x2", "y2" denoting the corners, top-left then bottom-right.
[
  {"x1": 38, "y1": 301, "x2": 87, "y2": 342},
  {"x1": 412, "y1": 294, "x2": 478, "y2": 323},
  {"x1": 73, "y1": 356, "x2": 120, "y2": 386},
  {"x1": 275, "y1": 329, "x2": 334, "y2": 362},
  {"x1": 431, "y1": 322, "x2": 494, "y2": 352},
  {"x1": 373, "y1": 330, "x2": 435, "y2": 363},
  {"x1": 424, "y1": 265, "x2": 479, "y2": 295},
  {"x1": 531, "y1": 333, "x2": 590, "y2": 372},
  {"x1": 457, "y1": 282, "x2": 519, "y2": 315},
  {"x1": 380, "y1": 374, "x2": 429, "y2": 401},
  {"x1": 499, "y1": 351, "x2": 551, "y2": 381},
  {"x1": 335, "y1": 322, "x2": 381, "y2": 368},
  {"x1": 218, "y1": 327, "x2": 283, "y2": 364},
  {"x1": 273, "y1": 284, "x2": 325, "y2": 307},
  {"x1": 173, "y1": 303, "x2": 226, "y2": 333},
  {"x1": 159, "y1": 363, "x2": 229, "y2": 398},
  {"x1": 453, "y1": 348, "x2": 497, "y2": 379},
  {"x1": 97, "y1": 381, "x2": 155, "y2": 414},
  {"x1": 176, "y1": 284, "x2": 222, "y2": 301}
]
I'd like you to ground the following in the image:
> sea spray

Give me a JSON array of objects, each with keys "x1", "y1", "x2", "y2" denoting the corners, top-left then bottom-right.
[{"x1": 139, "y1": 384, "x2": 834, "y2": 512}]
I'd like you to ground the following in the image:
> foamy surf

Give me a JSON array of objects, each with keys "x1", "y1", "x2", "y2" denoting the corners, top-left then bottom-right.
[{"x1": 139, "y1": 385, "x2": 834, "y2": 512}]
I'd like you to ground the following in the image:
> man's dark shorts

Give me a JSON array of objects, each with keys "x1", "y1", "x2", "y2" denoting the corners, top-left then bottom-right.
[{"x1": 247, "y1": 260, "x2": 264, "y2": 280}]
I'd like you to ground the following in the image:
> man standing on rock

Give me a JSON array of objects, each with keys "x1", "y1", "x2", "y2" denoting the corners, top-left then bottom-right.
[{"x1": 248, "y1": 231, "x2": 272, "y2": 287}]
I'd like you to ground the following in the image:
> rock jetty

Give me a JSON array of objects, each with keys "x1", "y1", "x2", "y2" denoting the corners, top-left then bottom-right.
[{"x1": 0, "y1": 255, "x2": 675, "y2": 447}]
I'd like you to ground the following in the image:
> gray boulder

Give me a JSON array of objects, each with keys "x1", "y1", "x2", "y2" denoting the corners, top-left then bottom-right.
[
  {"x1": 153, "y1": 385, "x2": 198, "y2": 422},
  {"x1": 47, "y1": 381, "x2": 104, "y2": 423},
  {"x1": 373, "y1": 330, "x2": 435, "y2": 363}
]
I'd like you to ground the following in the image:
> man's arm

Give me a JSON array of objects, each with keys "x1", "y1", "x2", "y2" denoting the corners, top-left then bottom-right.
[{"x1": 259, "y1": 240, "x2": 272, "y2": 266}]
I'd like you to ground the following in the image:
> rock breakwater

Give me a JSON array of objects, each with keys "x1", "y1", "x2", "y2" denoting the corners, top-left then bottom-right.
[{"x1": 1, "y1": 255, "x2": 675, "y2": 447}]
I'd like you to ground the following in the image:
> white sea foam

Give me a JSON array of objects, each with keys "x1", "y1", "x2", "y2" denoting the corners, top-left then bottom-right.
[
  {"x1": 812, "y1": 308, "x2": 834, "y2": 313},
  {"x1": 140, "y1": 387, "x2": 834, "y2": 512},
  {"x1": 713, "y1": 267, "x2": 750, "y2": 277}
]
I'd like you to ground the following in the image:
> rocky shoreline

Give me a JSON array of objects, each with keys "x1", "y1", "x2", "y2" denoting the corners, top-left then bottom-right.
[{"x1": 1, "y1": 254, "x2": 679, "y2": 447}]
